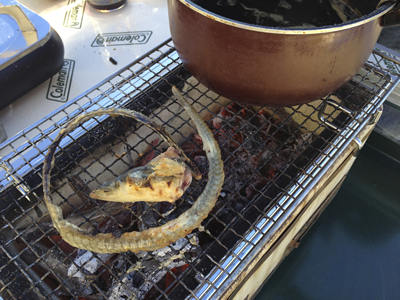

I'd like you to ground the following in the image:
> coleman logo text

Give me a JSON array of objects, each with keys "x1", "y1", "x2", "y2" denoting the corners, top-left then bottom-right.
[
  {"x1": 46, "y1": 59, "x2": 75, "y2": 102},
  {"x1": 91, "y1": 31, "x2": 152, "y2": 47}
]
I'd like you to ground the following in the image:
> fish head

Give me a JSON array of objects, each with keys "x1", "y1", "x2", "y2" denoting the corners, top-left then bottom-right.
[
  {"x1": 89, "y1": 165, "x2": 154, "y2": 201},
  {"x1": 89, "y1": 179, "x2": 123, "y2": 201}
]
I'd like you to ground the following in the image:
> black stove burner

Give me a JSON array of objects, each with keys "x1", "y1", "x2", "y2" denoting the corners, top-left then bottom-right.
[{"x1": 87, "y1": 0, "x2": 127, "y2": 11}]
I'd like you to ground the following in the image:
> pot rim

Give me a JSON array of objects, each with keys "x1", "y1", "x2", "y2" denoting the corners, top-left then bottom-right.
[{"x1": 177, "y1": 0, "x2": 395, "y2": 34}]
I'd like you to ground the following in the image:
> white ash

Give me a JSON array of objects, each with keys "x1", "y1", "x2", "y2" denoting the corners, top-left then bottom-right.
[
  {"x1": 136, "y1": 234, "x2": 198, "y2": 259},
  {"x1": 171, "y1": 236, "x2": 192, "y2": 251},
  {"x1": 42, "y1": 248, "x2": 94, "y2": 296},
  {"x1": 68, "y1": 251, "x2": 112, "y2": 279},
  {"x1": 108, "y1": 275, "x2": 139, "y2": 300},
  {"x1": 109, "y1": 234, "x2": 200, "y2": 299},
  {"x1": 114, "y1": 259, "x2": 188, "y2": 300}
]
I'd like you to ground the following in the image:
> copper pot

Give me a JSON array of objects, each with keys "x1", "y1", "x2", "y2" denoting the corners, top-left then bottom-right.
[{"x1": 168, "y1": 0, "x2": 400, "y2": 105}]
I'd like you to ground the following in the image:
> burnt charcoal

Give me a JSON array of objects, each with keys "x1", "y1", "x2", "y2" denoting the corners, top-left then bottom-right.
[
  {"x1": 243, "y1": 206, "x2": 262, "y2": 223},
  {"x1": 231, "y1": 195, "x2": 246, "y2": 212},
  {"x1": 106, "y1": 235, "x2": 199, "y2": 299},
  {"x1": 206, "y1": 242, "x2": 227, "y2": 262},
  {"x1": 194, "y1": 254, "x2": 215, "y2": 277},
  {"x1": 0, "y1": 190, "x2": 34, "y2": 224},
  {"x1": 232, "y1": 217, "x2": 251, "y2": 236},
  {"x1": 0, "y1": 256, "x2": 21, "y2": 297},
  {"x1": 154, "y1": 202, "x2": 175, "y2": 215},
  {"x1": 167, "y1": 269, "x2": 199, "y2": 299},
  {"x1": 131, "y1": 271, "x2": 145, "y2": 288},
  {"x1": 5, "y1": 96, "x2": 321, "y2": 299},
  {"x1": 254, "y1": 188, "x2": 280, "y2": 212},
  {"x1": 93, "y1": 103, "x2": 316, "y2": 298},
  {"x1": 273, "y1": 173, "x2": 292, "y2": 192},
  {"x1": 205, "y1": 217, "x2": 226, "y2": 237},
  {"x1": 218, "y1": 208, "x2": 237, "y2": 226},
  {"x1": 141, "y1": 209, "x2": 159, "y2": 228},
  {"x1": 193, "y1": 155, "x2": 208, "y2": 174},
  {"x1": 220, "y1": 230, "x2": 239, "y2": 249},
  {"x1": 180, "y1": 268, "x2": 201, "y2": 290},
  {"x1": 197, "y1": 230, "x2": 215, "y2": 247},
  {"x1": 1, "y1": 271, "x2": 42, "y2": 300}
]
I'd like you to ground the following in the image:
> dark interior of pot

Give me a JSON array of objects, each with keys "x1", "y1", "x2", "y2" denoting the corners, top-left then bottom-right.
[{"x1": 190, "y1": 0, "x2": 382, "y2": 27}]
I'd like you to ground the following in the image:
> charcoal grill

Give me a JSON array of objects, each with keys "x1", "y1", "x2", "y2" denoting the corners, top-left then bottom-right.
[{"x1": 1, "y1": 39, "x2": 400, "y2": 300}]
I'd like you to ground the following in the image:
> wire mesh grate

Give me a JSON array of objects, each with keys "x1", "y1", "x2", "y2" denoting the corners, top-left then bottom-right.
[{"x1": 1, "y1": 39, "x2": 399, "y2": 300}]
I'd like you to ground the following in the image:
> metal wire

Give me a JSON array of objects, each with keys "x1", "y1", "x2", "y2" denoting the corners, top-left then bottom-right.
[{"x1": 0, "y1": 39, "x2": 399, "y2": 300}]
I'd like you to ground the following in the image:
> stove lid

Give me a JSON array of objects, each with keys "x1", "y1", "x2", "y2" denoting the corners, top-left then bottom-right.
[{"x1": 0, "y1": 0, "x2": 51, "y2": 70}]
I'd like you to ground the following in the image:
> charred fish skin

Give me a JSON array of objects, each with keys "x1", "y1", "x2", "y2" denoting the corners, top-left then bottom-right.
[
  {"x1": 89, "y1": 147, "x2": 192, "y2": 203},
  {"x1": 43, "y1": 87, "x2": 224, "y2": 253}
]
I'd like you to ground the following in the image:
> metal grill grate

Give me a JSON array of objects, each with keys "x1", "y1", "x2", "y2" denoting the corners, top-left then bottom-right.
[{"x1": 1, "y1": 39, "x2": 400, "y2": 300}]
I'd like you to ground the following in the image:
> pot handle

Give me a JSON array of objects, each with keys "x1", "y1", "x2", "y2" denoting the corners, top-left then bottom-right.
[
  {"x1": 318, "y1": 98, "x2": 354, "y2": 132},
  {"x1": 378, "y1": 0, "x2": 400, "y2": 26}
]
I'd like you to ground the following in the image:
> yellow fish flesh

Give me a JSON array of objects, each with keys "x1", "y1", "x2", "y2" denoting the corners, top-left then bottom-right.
[{"x1": 89, "y1": 147, "x2": 192, "y2": 203}]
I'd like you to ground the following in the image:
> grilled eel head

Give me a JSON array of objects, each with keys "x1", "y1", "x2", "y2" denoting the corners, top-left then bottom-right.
[{"x1": 89, "y1": 147, "x2": 192, "y2": 203}]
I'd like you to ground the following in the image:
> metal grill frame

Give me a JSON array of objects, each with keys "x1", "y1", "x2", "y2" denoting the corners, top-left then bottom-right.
[
  {"x1": 194, "y1": 45, "x2": 400, "y2": 299},
  {"x1": 192, "y1": 70, "x2": 396, "y2": 300},
  {"x1": 1, "y1": 39, "x2": 400, "y2": 300}
]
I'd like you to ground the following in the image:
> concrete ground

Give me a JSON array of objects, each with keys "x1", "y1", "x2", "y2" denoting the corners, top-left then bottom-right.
[
  {"x1": 376, "y1": 27, "x2": 400, "y2": 151},
  {"x1": 379, "y1": 27, "x2": 400, "y2": 52}
]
